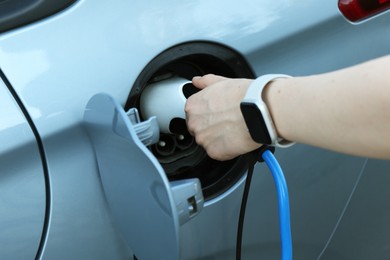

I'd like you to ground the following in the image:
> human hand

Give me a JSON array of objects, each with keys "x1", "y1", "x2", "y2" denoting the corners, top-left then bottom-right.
[{"x1": 185, "y1": 74, "x2": 261, "y2": 161}]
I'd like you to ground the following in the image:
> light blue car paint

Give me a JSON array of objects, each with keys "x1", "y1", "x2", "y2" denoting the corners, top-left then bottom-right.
[
  {"x1": 0, "y1": 79, "x2": 45, "y2": 259},
  {"x1": 0, "y1": 0, "x2": 389, "y2": 259}
]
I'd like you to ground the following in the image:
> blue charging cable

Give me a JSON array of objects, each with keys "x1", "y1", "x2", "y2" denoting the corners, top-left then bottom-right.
[
  {"x1": 236, "y1": 147, "x2": 292, "y2": 260},
  {"x1": 262, "y1": 149, "x2": 293, "y2": 260}
]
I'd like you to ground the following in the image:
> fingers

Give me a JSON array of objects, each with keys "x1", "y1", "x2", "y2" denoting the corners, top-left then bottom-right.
[{"x1": 192, "y1": 74, "x2": 228, "y2": 89}]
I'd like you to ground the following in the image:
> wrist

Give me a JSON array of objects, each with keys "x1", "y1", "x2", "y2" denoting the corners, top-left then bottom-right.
[
  {"x1": 262, "y1": 77, "x2": 294, "y2": 145},
  {"x1": 240, "y1": 74, "x2": 294, "y2": 147}
]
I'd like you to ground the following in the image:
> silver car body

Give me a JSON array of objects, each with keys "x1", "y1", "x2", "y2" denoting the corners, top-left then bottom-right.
[{"x1": 0, "y1": 0, "x2": 390, "y2": 259}]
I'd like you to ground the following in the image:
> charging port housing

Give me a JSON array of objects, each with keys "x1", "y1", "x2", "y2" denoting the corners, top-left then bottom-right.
[{"x1": 126, "y1": 42, "x2": 255, "y2": 200}]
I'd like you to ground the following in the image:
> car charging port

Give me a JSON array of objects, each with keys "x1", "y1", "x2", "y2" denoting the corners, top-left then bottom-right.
[
  {"x1": 125, "y1": 42, "x2": 255, "y2": 200},
  {"x1": 154, "y1": 134, "x2": 177, "y2": 157}
]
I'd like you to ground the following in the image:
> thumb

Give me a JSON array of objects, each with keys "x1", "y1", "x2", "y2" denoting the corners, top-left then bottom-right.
[{"x1": 192, "y1": 74, "x2": 228, "y2": 89}]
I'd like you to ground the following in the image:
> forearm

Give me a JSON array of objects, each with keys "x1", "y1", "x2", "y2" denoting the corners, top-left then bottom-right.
[{"x1": 265, "y1": 55, "x2": 390, "y2": 159}]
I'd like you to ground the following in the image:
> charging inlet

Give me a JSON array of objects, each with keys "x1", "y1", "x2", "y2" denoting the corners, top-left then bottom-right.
[{"x1": 126, "y1": 42, "x2": 255, "y2": 200}]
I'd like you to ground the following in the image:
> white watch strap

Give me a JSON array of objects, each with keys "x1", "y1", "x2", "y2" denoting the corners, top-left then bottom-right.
[{"x1": 244, "y1": 74, "x2": 295, "y2": 148}]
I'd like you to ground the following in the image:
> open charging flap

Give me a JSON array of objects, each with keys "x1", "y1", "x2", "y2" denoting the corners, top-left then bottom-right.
[{"x1": 83, "y1": 93, "x2": 204, "y2": 259}]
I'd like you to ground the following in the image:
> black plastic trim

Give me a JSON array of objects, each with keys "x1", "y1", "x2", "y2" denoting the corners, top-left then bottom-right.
[
  {"x1": 0, "y1": 0, "x2": 78, "y2": 33},
  {"x1": 182, "y1": 82, "x2": 199, "y2": 99},
  {"x1": 0, "y1": 68, "x2": 51, "y2": 259}
]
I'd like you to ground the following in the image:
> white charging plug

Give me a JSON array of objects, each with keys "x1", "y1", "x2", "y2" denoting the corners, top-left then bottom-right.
[{"x1": 140, "y1": 77, "x2": 198, "y2": 134}]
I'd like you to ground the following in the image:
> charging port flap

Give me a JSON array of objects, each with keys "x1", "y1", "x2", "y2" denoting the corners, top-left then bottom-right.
[
  {"x1": 83, "y1": 93, "x2": 204, "y2": 260},
  {"x1": 170, "y1": 179, "x2": 204, "y2": 225}
]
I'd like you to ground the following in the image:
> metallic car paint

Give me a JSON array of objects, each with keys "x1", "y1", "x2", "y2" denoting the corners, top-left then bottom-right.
[
  {"x1": 0, "y1": 0, "x2": 389, "y2": 259},
  {"x1": 0, "y1": 79, "x2": 45, "y2": 259}
]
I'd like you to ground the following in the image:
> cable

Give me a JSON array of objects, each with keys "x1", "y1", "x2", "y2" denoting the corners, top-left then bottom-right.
[
  {"x1": 236, "y1": 148, "x2": 292, "y2": 260},
  {"x1": 236, "y1": 161, "x2": 255, "y2": 260},
  {"x1": 262, "y1": 149, "x2": 293, "y2": 260}
]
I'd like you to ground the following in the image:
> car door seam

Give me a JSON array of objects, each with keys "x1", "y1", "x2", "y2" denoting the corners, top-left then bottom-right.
[
  {"x1": 316, "y1": 158, "x2": 368, "y2": 260},
  {"x1": 0, "y1": 68, "x2": 51, "y2": 260}
]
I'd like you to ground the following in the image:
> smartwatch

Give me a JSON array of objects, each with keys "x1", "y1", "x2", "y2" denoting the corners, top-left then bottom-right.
[{"x1": 240, "y1": 74, "x2": 294, "y2": 148}]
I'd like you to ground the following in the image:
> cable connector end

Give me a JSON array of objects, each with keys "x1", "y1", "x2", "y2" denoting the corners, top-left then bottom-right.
[{"x1": 246, "y1": 145, "x2": 275, "y2": 165}]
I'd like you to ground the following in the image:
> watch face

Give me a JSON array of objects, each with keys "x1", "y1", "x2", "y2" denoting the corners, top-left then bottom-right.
[{"x1": 240, "y1": 102, "x2": 272, "y2": 144}]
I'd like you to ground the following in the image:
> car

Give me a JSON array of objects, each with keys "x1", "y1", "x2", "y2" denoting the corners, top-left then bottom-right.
[{"x1": 0, "y1": 0, "x2": 390, "y2": 259}]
